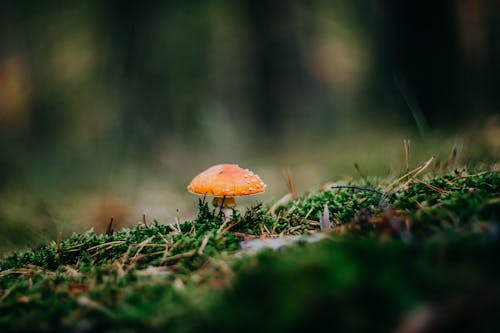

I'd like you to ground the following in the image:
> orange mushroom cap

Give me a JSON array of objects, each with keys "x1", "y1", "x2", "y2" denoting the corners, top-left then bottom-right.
[{"x1": 187, "y1": 164, "x2": 266, "y2": 197}]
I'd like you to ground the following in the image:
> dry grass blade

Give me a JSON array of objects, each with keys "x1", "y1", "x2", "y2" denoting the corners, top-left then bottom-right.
[
  {"x1": 220, "y1": 222, "x2": 238, "y2": 235},
  {"x1": 0, "y1": 268, "x2": 32, "y2": 278},
  {"x1": 198, "y1": 235, "x2": 210, "y2": 255},
  {"x1": 269, "y1": 193, "x2": 293, "y2": 217},
  {"x1": 0, "y1": 265, "x2": 56, "y2": 278},
  {"x1": 282, "y1": 167, "x2": 297, "y2": 198},
  {"x1": 55, "y1": 231, "x2": 63, "y2": 253},
  {"x1": 141, "y1": 243, "x2": 169, "y2": 248},
  {"x1": 168, "y1": 223, "x2": 181, "y2": 234},
  {"x1": 286, "y1": 225, "x2": 304, "y2": 234},
  {"x1": 63, "y1": 266, "x2": 81, "y2": 277},
  {"x1": 105, "y1": 217, "x2": 114, "y2": 236},
  {"x1": 448, "y1": 171, "x2": 490, "y2": 182},
  {"x1": 136, "y1": 250, "x2": 167, "y2": 259},
  {"x1": 135, "y1": 266, "x2": 171, "y2": 277},
  {"x1": 87, "y1": 241, "x2": 126, "y2": 252},
  {"x1": 0, "y1": 286, "x2": 14, "y2": 302},
  {"x1": 387, "y1": 156, "x2": 435, "y2": 190},
  {"x1": 158, "y1": 232, "x2": 170, "y2": 246},
  {"x1": 354, "y1": 162, "x2": 368, "y2": 184},
  {"x1": 217, "y1": 219, "x2": 231, "y2": 235},
  {"x1": 260, "y1": 223, "x2": 272, "y2": 236},
  {"x1": 407, "y1": 156, "x2": 435, "y2": 180},
  {"x1": 115, "y1": 260, "x2": 126, "y2": 281},
  {"x1": 66, "y1": 243, "x2": 85, "y2": 252},
  {"x1": 304, "y1": 207, "x2": 314, "y2": 219},
  {"x1": 129, "y1": 236, "x2": 155, "y2": 265},
  {"x1": 414, "y1": 201, "x2": 426, "y2": 210},
  {"x1": 404, "y1": 139, "x2": 411, "y2": 172},
  {"x1": 445, "y1": 147, "x2": 458, "y2": 170},
  {"x1": 77, "y1": 296, "x2": 115, "y2": 318},
  {"x1": 161, "y1": 250, "x2": 196, "y2": 264},
  {"x1": 413, "y1": 178, "x2": 452, "y2": 194},
  {"x1": 270, "y1": 211, "x2": 282, "y2": 235}
]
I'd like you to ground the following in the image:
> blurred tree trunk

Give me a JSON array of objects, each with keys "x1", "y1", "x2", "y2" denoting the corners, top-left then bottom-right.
[
  {"x1": 244, "y1": 0, "x2": 308, "y2": 136},
  {"x1": 101, "y1": 0, "x2": 157, "y2": 155},
  {"x1": 0, "y1": 0, "x2": 12, "y2": 187},
  {"x1": 379, "y1": 0, "x2": 499, "y2": 127}
]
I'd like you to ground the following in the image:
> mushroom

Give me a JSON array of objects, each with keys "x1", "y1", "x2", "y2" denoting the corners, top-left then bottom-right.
[{"x1": 187, "y1": 164, "x2": 266, "y2": 221}]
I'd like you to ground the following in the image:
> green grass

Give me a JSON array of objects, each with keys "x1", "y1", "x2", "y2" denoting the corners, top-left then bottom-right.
[{"x1": 0, "y1": 167, "x2": 499, "y2": 332}]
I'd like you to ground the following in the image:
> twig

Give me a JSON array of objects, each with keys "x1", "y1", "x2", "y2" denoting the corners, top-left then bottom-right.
[
  {"x1": 77, "y1": 296, "x2": 115, "y2": 318},
  {"x1": 217, "y1": 218, "x2": 231, "y2": 235},
  {"x1": 161, "y1": 250, "x2": 196, "y2": 264},
  {"x1": 105, "y1": 217, "x2": 114, "y2": 236},
  {"x1": 271, "y1": 211, "x2": 281, "y2": 235},
  {"x1": 198, "y1": 235, "x2": 210, "y2": 255},
  {"x1": 413, "y1": 178, "x2": 451, "y2": 194},
  {"x1": 403, "y1": 139, "x2": 411, "y2": 172},
  {"x1": 304, "y1": 207, "x2": 314, "y2": 219},
  {"x1": 87, "y1": 241, "x2": 126, "y2": 252},
  {"x1": 282, "y1": 167, "x2": 297, "y2": 198},
  {"x1": 220, "y1": 221, "x2": 238, "y2": 235},
  {"x1": 386, "y1": 156, "x2": 434, "y2": 190},
  {"x1": 129, "y1": 236, "x2": 154, "y2": 265},
  {"x1": 286, "y1": 225, "x2": 304, "y2": 234},
  {"x1": 168, "y1": 223, "x2": 180, "y2": 234},
  {"x1": 269, "y1": 193, "x2": 293, "y2": 217},
  {"x1": 55, "y1": 231, "x2": 63, "y2": 253},
  {"x1": 403, "y1": 157, "x2": 435, "y2": 184},
  {"x1": 261, "y1": 223, "x2": 272, "y2": 235},
  {"x1": 0, "y1": 265, "x2": 56, "y2": 278}
]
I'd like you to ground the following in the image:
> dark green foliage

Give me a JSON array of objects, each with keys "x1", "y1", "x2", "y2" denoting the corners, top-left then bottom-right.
[
  {"x1": 0, "y1": 170, "x2": 499, "y2": 332},
  {"x1": 203, "y1": 237, "x2": 500, "y2": 333},
  {"x1": 392, "y1": 171, "x2": 500, "y2": 239},
  {"x1": 290, "y1": 185, "x2": 383, "y2": 222}
]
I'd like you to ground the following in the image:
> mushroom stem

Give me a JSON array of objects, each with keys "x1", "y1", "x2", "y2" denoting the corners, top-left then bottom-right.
[
  {"x1": 221, "y1": 208, "x2": 233, "y2": 222},
  {"x1": 212, "y1": 197, "x2": 236, "y2": 208},
  {"x1": 212, "y1": 197, "x2": 236, "y2": 222}
]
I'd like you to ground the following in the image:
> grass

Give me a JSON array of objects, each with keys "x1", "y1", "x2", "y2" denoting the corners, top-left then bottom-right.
[{"x1": 0, "y1": 162, "x2": 499, "y2": 332}]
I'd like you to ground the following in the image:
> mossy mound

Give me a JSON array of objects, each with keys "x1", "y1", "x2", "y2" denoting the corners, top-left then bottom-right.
[{"x1": 0, "y1": 169, "x2": 499, "y2": 332}]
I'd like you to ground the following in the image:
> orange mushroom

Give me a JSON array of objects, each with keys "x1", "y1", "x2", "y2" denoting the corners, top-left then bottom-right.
[{"x1": 187, "y1": 164, "x2": 266, "y2": 220}]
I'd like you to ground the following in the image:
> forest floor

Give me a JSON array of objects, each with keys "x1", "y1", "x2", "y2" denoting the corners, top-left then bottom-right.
[{"x1": 0, "y1": 158, "x2": 499, "y2": 333}]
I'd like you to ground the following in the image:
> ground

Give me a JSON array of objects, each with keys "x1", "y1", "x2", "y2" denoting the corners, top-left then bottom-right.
[{"x1": 0, "y1": 161, "x2": 499, "y2": 333}]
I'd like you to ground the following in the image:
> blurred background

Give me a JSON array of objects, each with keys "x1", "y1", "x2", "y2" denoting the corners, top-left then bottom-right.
[{"x1": 0, "y1": 0, "x2": 499, "y2": 252}]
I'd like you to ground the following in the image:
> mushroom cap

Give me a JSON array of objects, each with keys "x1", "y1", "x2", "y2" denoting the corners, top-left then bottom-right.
[{"x1": 187, "y1": 164, "x2": 266, "y2": 197}]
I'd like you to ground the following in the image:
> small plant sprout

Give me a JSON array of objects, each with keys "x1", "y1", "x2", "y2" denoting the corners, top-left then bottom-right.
[
  {"x1": 187, "y1": 164, "x2": 266, "y2": 221},
  {"x1": 319, "y1": 204, "x2": 332, "y2": 231}
]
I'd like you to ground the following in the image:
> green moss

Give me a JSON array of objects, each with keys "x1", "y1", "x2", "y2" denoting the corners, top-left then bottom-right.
[
  {"x1": 203, "y1": 236, "x2": 500, "y2": 333},
  {"x1": 0, "y1": 169, "x2": 499, "y2": 332}
]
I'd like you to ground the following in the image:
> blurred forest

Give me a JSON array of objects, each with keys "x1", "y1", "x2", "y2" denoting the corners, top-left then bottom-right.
[{"x1": 0, "y1": 0, "x2": 499, "y2": 250}]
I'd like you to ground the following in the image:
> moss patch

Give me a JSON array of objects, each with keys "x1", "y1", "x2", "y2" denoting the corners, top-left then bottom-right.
[{"x1": 0, "y1": 168, "x2": 499, "y2": 332}]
